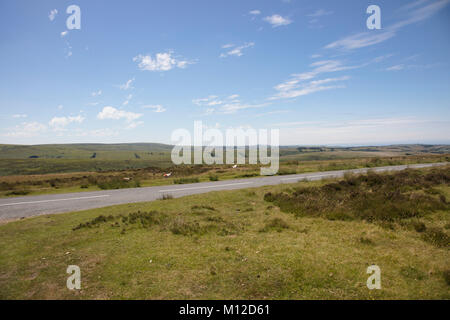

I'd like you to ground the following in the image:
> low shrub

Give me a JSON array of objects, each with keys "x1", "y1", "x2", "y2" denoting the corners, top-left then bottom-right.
[
  {"x1": 5, "y1": 190, "x2": 30, "y2": 196},
  {"x1": 173, "y1": 177, "x2": 200, "y2": 184},
  {"x1": 264, "y1": 167, "x2": 450, "y2": 223},
  {"x1": 209, "y1": 175, "x2": 219, "y2": 181}
]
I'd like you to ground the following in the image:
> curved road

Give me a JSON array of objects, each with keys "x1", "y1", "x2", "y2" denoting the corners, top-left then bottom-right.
[{"x1": 0, "y1": 162, "x2": 447, "y2": 221}]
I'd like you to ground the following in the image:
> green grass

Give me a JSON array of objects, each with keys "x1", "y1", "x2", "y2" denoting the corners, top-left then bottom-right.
[
  {"x1": 0, "y1": 153, "x2": 448, "y2": 198},
  {"x1": 0, "y1": 167, "x2": 449, "y2": 299}
]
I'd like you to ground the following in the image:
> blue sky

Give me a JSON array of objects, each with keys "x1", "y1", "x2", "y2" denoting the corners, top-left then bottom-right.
[{"x1": 0, "y1": 0, "x2": 449, "y2": 146}]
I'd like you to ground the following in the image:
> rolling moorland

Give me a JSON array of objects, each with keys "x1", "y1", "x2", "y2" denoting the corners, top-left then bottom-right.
[
  {"x1": 0, "y1": 165, "x2": 449, "y2": 299},
  {"x1": 0, "y1": 143, "x2": 449, "y2": 198}
]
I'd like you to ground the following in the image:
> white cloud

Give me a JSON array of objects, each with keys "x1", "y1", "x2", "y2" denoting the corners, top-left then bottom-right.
[
  {"x1": 263, "y1": 14, "x2": 292, "y2": 27},
  {"x1": 48, "y1": 9, "x2": 58, "y2": 21},
  {"x1": 193, "y1": 95, "x2": 220, "y2": 106},
  {"x1": 276, "y1": 117, "x2": 450, "y2": 145},
  {"x1": 220, "y1": 102, "x2": 268, "y2": 114},
  {"x1": 143, "y1": 105, "x2": 166, "y2": 113},
  {"x1": 133, "y1": 52, "x2": 194, "y2": 71},
  {"x1": 250, "y1": 10, "x2": 261, "y2": 15},
  {"x1": 57, "y1": 105, "x2": 64, "y2": 110},
  {"x1": 386, "y1": 64, "x2": 405, "y2": 71},
  {"x1": 122, "y1": 94, "x2": 133, "y2": 106},
  {"x1": 119, "y1": 78, "x2": 134, "y2": 90},
  {"x1": 61, "y1": 31, "x2": 68, "y2": 37},
  {"x1": 325, "y1": 0, "x2": 449, "y2": 50},
  {"x1": 270, "y1": 60, "x2": 354, "y2": 100},
  {"x1": 97, "y1": 106, "x2": 142, "y2": 122},
  {"x1": 126, "y1": 121, "x2": 144, "y2": 129},
  {"x1": 5, "y1": 122, "x2": 47, "y2": 138},
  {"x1": 220, "y1": 42, "x2": 255, "y2": 58},
  {"x1": 222, "y1": 44, "x2": 234, "y2": 49},
  {"x1": 271, "y1": 76, "x2": 348, "y2": 100},
  {"x1": 91, "y1": 90, "x2": 102, "y2": 97},
  {"x1": 49, "y1": 115, "x2": 85, "y2": 130},
  {"x1": 325, "y1": 31, "x2": 396, "y2": 50},
  {"x1": 193, "y1": 94, "x2": 268, "y2": 114},
  {"x1": 12, "y1": 114, "x2": 27, "y2": 118}
]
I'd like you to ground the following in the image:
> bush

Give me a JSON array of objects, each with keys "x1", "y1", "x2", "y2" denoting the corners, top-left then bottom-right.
[
  {"x1": 264, "y1": 167, "x2": 450, "y2": 223},
  {"x1": 5, "y1": 190, "x2": 30, "y2": 196},
  {"x1": 170, "y1": 217, "x2": 203, "y2": 236},
  {"x1": 96, "y1": 177, "x2": 141, "y2": 190},
  {"x1": 173, "y1": 177, "x2": 200, "y2": 184},
  {"x1": 160, "y1": 194, "x2": 173, "y2": 200},
  {"x1": 209, "y1": 174, "x2": 219, "y2": 181}
]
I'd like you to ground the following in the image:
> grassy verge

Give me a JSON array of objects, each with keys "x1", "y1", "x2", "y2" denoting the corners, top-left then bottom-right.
[
  {"x1": 0, "y1": 154, "x2": 448, "y2": 198},
  {"x1": 0, "y1": 166, "x2": 448, "y2": 299}
]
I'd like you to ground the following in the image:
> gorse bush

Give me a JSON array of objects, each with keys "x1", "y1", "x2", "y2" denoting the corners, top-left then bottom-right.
[{"x1": 264, "y1": 167, "x2": 450, "y2": 223}]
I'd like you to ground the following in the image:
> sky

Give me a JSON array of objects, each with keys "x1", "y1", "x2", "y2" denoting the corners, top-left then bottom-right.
[{"x1": 0, "y1": 0, "x2": 449, "y2": 146}]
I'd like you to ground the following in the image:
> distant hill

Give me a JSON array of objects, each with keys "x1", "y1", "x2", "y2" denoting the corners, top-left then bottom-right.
[{"x1": 0, "y1": 143, "x2": 174, "y2": 160}]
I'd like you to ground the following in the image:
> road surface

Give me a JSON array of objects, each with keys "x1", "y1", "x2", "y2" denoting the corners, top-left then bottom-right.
[{"x1": 0, "y1": 162, "x2": 447, "y2": 221}]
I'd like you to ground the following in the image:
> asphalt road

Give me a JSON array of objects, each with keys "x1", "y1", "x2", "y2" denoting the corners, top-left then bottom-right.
[{"x1": 0, "y1": 162, "x2": 447, "y2": 221}]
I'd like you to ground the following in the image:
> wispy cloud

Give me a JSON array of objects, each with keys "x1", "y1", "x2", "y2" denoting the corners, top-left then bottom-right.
[
  {"x1": 269, "y1": 60, "x2": 356, "y2": 100},
  {"x1": 249, "y1": 10, "x2": 261, "y2": 15},
  {"x1": 12, "y1": 114, "x2": 27, "y2": 119},
  {"x1": 143, "y1": 105, "x2": 166, "y2": 113},
  {"x1": 133, "y1": 51, "x2": 195, "y2": 71},
  {"x1": 122, "y1": 94, "x2": 133, "y2": 106},
  {"x1": 325, "y1": 0, "x2": 450, "y2": 50},
  {"x1": 193, "y1": 94, "x2": 268, "y2": 114},
  {"x1": 386, "y1": 64, "x2": 406, "y2": 71},
  {"x1": 119, "y1": 78, "x2": 134, "y2": 90},
  {"x1": 91, "y1": 90, "x2": 102, "y2": 97},
  {"x1": 276, "y1": 117, "x2": 450, "y2": 145},
  {"x1": 48, "y1": 9, "x2": 58, "y2": 21},
  {"x1": 220, "y1": 42, "x2": 255, "y2": 58},
  {"x1": 263, "y1": 14, "x2": 292, "y2": 27}
]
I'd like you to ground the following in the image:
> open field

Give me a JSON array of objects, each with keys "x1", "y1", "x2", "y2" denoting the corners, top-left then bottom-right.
[
  {"x1": 0, "y1": 166, "x2": 448, "y2": 299},
  {"x1": 1, "y1": 143, "x2": 449, "y2": 176},
  {"x1": 0, "y1": 143, "x2": 448, "y2": 198}
]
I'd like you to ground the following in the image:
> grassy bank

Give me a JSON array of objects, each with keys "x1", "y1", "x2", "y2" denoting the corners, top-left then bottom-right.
[{"x1": 0, "y1": 166, "x2": 448, "y2": 299}]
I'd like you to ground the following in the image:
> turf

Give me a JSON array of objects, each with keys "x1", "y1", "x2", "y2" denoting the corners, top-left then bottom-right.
[{"x1": 0, "y1": 167, "x2": 448, "y2": 300}]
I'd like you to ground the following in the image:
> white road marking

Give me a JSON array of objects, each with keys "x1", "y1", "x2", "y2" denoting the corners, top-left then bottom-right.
[
  {"x1": 0, "y1": 195, "x2": 110, "y2": 207},
  {"x1": 158, "y1": 182, "x2": 254, "y2": 193},
  {"x1": 281, "y1": 174, "x2": 339, "y2": 181}
]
